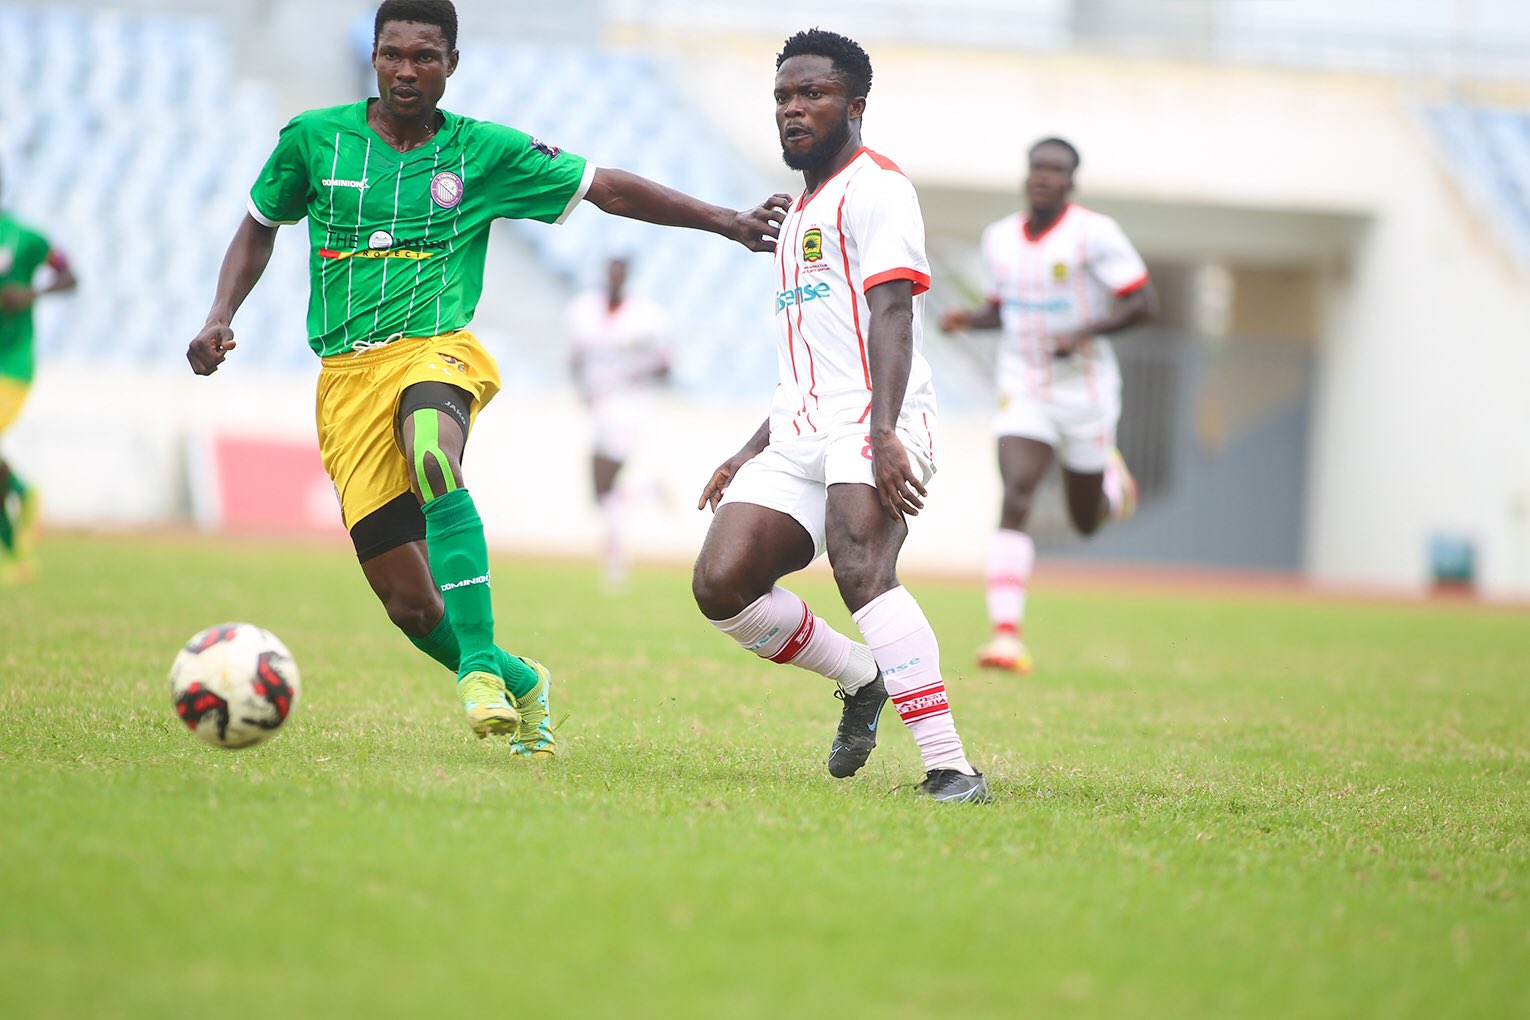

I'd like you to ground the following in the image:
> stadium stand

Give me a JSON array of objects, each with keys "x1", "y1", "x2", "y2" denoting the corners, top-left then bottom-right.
[{"x1": 1426, "y1": 103, "x2": 1530, "y2": 269}]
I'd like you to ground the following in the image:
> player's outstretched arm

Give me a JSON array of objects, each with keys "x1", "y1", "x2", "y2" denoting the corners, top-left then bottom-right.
[
  {"x1": 698, "y1": 418, "x2": 771, "y2": 512},
  {"x1": 866, "y1": 280, "x2": 926, "y2": 522},
  {"x1": 187, "y1": 215, "x2": 278, "y2": 376},
  {"x1": 584, "y1": 168, "x2": 790, "y2": 252},
  {"x1": 938, "y1": 299, "x2": 1001, "y2": 334},
  {"x1": 1049, "y1": 282, "x2": 1156, "y2": 357}
]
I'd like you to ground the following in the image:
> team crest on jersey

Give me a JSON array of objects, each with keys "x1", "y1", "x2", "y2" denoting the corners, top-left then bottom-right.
[
  {"x1": 529, "y1": 137, "x2": 561, "y2": 159},
  {"x1": 802, "y1": 227, "x2": 823, "y2": 263},
  {"x1": 1052, "y1": 261, "x2": 1068, "y2": 281},
  {"x1": 430, "y1": 171, "x2": 464, "y2": 209}
]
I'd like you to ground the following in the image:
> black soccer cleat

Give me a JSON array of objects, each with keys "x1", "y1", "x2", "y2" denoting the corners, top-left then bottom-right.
[
  {"x1": 827, "y1": 673, "x2": 889, "y2": 778},
  {"x1": 917, "y1": 769, "x2": 992, "y2": 804}
]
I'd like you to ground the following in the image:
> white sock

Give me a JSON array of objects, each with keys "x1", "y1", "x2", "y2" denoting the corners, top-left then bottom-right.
[
  {"x1": 711, "y1": 587, "x2": 879, "y2": 691},
  {"x1": 986, "y1": 529, "x2": 1034, "y2": 635},
  {"x1": 852, "y1": 586, "x2": 974, "y2": 775}
]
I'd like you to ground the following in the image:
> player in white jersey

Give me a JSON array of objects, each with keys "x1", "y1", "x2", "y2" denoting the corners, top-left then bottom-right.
[
  {"x1": 940, "y1": 137, "x2": 1155, "y2": 675},
  {"x1": 691, "y1": 29, "x2": 988, "y2": 803},
  {"x1": 566, "y1": 255, "x2": 671, "y2": 589}
]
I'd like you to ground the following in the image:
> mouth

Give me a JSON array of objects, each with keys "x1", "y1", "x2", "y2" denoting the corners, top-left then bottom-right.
[
  {"x1": 392, "y1": 87, "x2": 421, "y2": 101},
  {"x1": 782, "y1": 126, "x2": 811, "y2": 144}
]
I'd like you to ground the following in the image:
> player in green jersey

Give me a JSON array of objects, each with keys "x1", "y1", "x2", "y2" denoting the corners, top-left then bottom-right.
[
  {"x1": 0, "y1": 160, "x2": 78, "y2": 585},
  {"x1": 185, "y1": 0, "x2": 789, "y2": 755}
]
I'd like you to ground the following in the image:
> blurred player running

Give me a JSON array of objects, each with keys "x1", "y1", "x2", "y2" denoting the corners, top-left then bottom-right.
[
  {"x1": 941, "y1": 137, "x2": 1155, "y2": 676},
  {"x1": 186, "y1": 0, "x2": 787, "y2": 755},
  {"x1": 692, "y1": 29, "x2": 989, "y2": 803},
  {"x1": 566, "y1": 255, "x2": 671, "y2": 591},
  {"x1": 0, "y1": 160, "x2": 77, "y2": 584}
]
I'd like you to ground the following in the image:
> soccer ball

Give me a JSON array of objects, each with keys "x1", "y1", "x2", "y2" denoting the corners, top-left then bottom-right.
[{"x1": 169, "y1": 623, "x2": 301, "y2": 749}]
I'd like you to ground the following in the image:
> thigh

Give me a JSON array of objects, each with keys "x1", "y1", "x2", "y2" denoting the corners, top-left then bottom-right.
[
  {"x1": 997, "y1": 435, "x2": 1053, "y2": 494},
  {"x1": 824, "y1": 481, "x2": 907, "y2": 612}
]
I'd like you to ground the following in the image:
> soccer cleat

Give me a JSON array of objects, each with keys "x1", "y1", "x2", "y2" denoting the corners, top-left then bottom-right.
[
  {"x1": 1105, "y1": 447, "x2": 1138, "y2": 522},
  {"x1": 918, "y1": 769, "x2": 992, "y2": 804},
  {"x1": 507, "y1": 657, "x2": 556, "y2": 758},
  {"x1": 828, "y1": 673, "x2": 888, "y2": 778},
  {"x1": 976, "y1": 632, "x2": 1033, "y2": 675},
  {"x1": 457, "y1": 670, "x2": 520, "y2": 739}
]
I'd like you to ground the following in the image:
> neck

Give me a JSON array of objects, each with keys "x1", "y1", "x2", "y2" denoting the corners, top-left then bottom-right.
[
  {"x1": 1027, "y1": 202, "x2": 1066, "y2": 229},
  {"x1": 368, "y1": 98, "x2": 440, "y2": 152},
  {"x1": 801, "y1": 135, "x2": 862, "y2": 195}
]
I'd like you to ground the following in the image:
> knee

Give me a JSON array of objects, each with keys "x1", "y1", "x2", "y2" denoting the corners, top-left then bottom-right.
[
  {"x1": 380, "y1": 586, "x2": 442, "y2": 637},
  {"x1": 692, "y1": 553, "x2": 757, "y2": 621},
  {"x1": 831, "y1": 551, "x2": 895, "y2": 609},
  {"x1": 1000, "y1": 491, "x2": 1034, "y2": 530}
]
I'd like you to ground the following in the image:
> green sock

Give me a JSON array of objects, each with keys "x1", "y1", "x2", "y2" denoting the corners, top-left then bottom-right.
[
  {"x1": 422, "y1": 488, "x2": 499, "y2": 680},
  {"x1": 407, "y1": 613, "x2": 539, "y2": 698},
  {"x1": 6, "y1": 471, "x2": 24, "y2": 498},
  {"x1": 0, "y1": 499, "x2": 12, "y2": 554}
]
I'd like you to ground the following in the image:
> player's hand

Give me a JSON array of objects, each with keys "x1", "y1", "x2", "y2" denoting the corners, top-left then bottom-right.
[
  {"x1": 938, "y1": 308, "x2": 969, "y2": 334},
  {"x1": 187, "y1": 323, "x2": 238, "y2": 375},
  {"x1": 870, "y1": 431, "x2": 926, "y2": 522},
  {"x1": 0, "y1": 284, "x2": 35, "y2": 311},
  {"x1": 697, "y1": 449, "x2": 760, "y2": 512},
  {"x1": 731, "y1": 193, "x2": 793, "y2": 252},
  {"x1": 1050, "y1": 330, "x2": 1087, "y2": 358}
]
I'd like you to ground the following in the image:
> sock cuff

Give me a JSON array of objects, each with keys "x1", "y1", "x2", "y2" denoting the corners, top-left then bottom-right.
[
  {"x1": 712, "y1": 588, "x2": 783, "y2": 643},
  {"x1": 422, "y1": 487, "x2": 478, "y2": 529},
  {"x1": 852, "y1": 585, "x2": 926, "y2": 645}
]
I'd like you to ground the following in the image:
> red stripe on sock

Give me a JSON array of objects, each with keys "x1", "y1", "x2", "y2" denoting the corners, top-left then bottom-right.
[
  {"x1": 768, "y1": 602, "x2": 817, "y2": 664},
  {"x1": 893, "y1": 684, "x2": 950, "y2": 722}
]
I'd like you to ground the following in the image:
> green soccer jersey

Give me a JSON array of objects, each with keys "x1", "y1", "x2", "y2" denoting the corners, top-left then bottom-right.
[
  {"x1": 248, "y1": 100, "x2": 592, "y2": 358},
  {"x1": 0, "y1": 210, "x2": 53, "y2": 384}
]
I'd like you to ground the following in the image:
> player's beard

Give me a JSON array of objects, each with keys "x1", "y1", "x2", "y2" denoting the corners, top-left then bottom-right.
[{"x1": 781, "y1": 113, "x2": 852, "y2": 172}]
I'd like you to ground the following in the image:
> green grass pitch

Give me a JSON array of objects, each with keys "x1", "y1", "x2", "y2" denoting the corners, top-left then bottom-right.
[{"x1": 1, "y1": 533, "x2": 1526, "y2": 1019}]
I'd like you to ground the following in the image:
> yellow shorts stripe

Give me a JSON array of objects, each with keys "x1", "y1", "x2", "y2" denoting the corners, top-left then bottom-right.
[
  {"x1": 0, "y1": 378, "x2": 30, "y2": 433},
  {"x1": 316, "y1": 330, "x2": 502, "y2": 530}
]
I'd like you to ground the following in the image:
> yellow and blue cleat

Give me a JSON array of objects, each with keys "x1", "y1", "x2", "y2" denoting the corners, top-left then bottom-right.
[
  {"x1": 458, "y1": 670, "x2": 520, "y2": 738},
  {"x1": 508, "y1": 657, "x2": 556, "y2": 758}
]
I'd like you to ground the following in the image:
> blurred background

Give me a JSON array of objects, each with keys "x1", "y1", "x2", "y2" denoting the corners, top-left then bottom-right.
[{"x1": 4, "y1": 0, "x2": 1530, "y2": 598}]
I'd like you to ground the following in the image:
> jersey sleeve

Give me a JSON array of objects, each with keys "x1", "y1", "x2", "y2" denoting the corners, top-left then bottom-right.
[
  {"x1": 248, "y1": 116, "x2": 314, "y2": 226},
  {"x1": 1086, "y1": 214, "x2": 1149, "y2": 297},
  {"x1": 847, "y1": 169, "x2": 931, "y2": 295},
  {"x1": 479, "y1": 124, "x2": 594, "y2": 225}
]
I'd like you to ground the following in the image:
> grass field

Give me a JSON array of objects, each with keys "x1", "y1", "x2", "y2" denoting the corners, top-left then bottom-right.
[{"x1": 1, "y1": 532, "x2": 1526, "y2": 1019}]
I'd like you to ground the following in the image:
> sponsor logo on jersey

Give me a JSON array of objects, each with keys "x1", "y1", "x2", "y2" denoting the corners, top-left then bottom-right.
[
  {"x1": 1052, "y1": 261, "x2": 1069, "y2": 281},
  {"x1": 776, "y1": 280, "x2": 832, "y2": 312},
  {"x1": 322, "y1": 177, "x2": 369, "y2": 190},
  {"x1": 802, "y1": 227, "x2": 823, "y2": 262},
  {"x1": 319, "y1": 247, "x2": 435, "y2": 261},
  {"x1": 1005, "y1": 296, "x2": 1072, "y2": 313},
  {"x1": 529, "y1": 137, "x2": 561, "y2": 158},
  {"x1": 369, "y1": 230, "x2": 394, "y2": 249},
  {"x1": 430, "y1": 170, "x2": 464, "y2": 209}
]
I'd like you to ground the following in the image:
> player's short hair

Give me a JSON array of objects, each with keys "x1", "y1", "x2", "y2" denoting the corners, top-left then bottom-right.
[
  {"x1": 1030, "y1": 136, "x2": 1081, "y2": 171},
  {"x1": 374, "y1": 0, "x2": 458, "y2": 52},
  {"x1": 776, "y1": 28, "x2": 873, "y2": 100}
]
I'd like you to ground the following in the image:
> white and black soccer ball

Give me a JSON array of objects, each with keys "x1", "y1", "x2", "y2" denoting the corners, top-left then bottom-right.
[{"x1": 169, "y1": 623, "x2": 301, "y2": 749}]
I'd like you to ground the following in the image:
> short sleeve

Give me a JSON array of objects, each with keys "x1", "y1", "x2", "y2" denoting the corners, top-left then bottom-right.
[
  {"x1": 1087, "y1": 214, "x2": 1149, "y2": 297},
  {"x1": 846, "y1": 168, "x2": 930, "y2": 295},
  {"x1": 477, "y1": 124, "x2": 594, "y2": 225},
  {"x1": 248, "y1": 116, "x2": 314, "y2": 226}
]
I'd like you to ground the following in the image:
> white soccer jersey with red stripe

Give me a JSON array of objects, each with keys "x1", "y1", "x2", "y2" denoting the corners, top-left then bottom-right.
[
  {"x1": 980, "y1": 203, "x2": 1148, "y2": 399},
  {"x1": 770, "y1": 147, "x2": 935, "y2": 439}
]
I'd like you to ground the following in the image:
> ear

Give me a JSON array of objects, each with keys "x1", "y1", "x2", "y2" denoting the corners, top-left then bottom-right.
[
  {"x1": 849, "y1": 95, "x2": 866, "y2": 121},
  {"x1": 447, "y1": 49, "x2": 459, "y2": 76}
]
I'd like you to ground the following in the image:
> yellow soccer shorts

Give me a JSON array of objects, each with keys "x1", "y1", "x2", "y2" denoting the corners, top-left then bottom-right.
[
  {"x1": 316, "y1": 330, "x2": 502, "y2": 531},
  {"x1": 0, "y1": 377, "x2": 30, "y2": 433}
]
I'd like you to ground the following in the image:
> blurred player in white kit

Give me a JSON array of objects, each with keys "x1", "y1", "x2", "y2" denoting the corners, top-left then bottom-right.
[
  {"x1": 941, "y1": 137, "x2": 1155, "y2": 676},
  {"x1": 566, "y1": 255, "x2": 671, "y2": 589}
]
